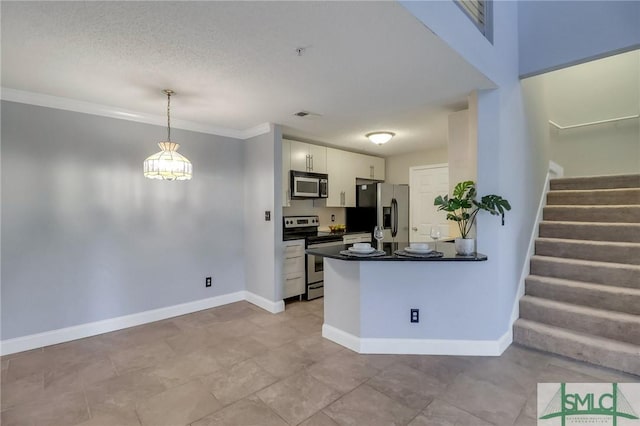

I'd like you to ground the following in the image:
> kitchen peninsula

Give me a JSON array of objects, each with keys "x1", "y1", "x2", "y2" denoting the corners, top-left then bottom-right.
[{"x1": 308, "y1": 242, "x2": 511, "y2": 357}]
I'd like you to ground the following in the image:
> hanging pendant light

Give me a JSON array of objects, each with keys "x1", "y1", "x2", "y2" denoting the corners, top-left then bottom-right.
[{"x1": 143, "y1": 90, "x2": 193, "y2": 181}]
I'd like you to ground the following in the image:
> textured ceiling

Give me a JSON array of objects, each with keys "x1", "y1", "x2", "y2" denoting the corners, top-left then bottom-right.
[{"x1": 1, "y1": 1, "x2": 494, "y2": 156}]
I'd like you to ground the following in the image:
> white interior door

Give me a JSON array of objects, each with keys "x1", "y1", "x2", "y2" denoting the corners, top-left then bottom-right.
[{"x1": 409, "y1": 164, "x2": 449, "y2": 243}]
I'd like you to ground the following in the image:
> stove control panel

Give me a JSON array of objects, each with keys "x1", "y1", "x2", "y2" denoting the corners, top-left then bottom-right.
[{"x1": 283, "y1": 215, "x2": 319, "y2": 228}]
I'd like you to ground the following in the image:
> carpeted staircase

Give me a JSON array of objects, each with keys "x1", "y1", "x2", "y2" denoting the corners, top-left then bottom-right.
[{"x1": 513, "y1": 174, "x2": 640, "y2": 375}]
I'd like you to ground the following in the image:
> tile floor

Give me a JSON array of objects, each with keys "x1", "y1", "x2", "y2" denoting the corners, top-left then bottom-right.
[{"x1": 1, "y1": 299, "x2": 638, "y2": 426}]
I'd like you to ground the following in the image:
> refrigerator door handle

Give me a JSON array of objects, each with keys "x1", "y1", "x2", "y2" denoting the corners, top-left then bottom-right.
[{"x1": 391, "y1": 198, "x2": 398, "y2": 237}]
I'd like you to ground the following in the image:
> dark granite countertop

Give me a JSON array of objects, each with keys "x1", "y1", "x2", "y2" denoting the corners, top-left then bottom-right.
[{"x1": 305, "y1": 241, "x2": 487, "y2": 261}]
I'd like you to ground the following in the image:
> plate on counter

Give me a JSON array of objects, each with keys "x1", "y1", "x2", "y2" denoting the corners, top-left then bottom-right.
[
  {"x1": 340, "y1": 250, "x2": 385, "y2": 257},
  {"x1": 395, "y1": 249, "x2": 443, "y2": 258},
  {"x1": 348, "y1": 246, "x2": 376, "y2": 254},
  {"x1": 404, "y1": 247, "x2": 433, "y2": 254}
]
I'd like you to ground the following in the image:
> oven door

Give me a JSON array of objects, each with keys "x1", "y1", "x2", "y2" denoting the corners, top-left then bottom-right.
[{"x1": 307, "y1": 240, "x2": 343, "y2": 284}]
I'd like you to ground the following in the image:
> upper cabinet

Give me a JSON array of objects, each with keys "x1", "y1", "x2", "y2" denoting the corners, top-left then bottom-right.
[
  {"x1": 282, "y1": 138, "x2": 385, "y2": 208},
  {"x1": 326, "y1": 148, "x2": 357, "y2": 207},
  {"x1": 288, "y1": 140, "x2": 327, "y2": 173},
  {"x1": 355, "y1": 154, "x2": 385, "y2": 181}
]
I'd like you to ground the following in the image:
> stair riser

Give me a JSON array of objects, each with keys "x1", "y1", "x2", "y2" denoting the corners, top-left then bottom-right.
[
  {"x1": 526, "y1": 278, "x2": 640, "y2": 315},
  {"x1": 543, "y1": 206, "x2": 640, "y2": 223},
  {"x1": 551, "y1": 175, "x2": 640, "y2": 190},
  {"x1": 530, "y1": 258, "x2": 640, "y2": 289},
  {"x1": 547, "y1": 189, "x2": 640, "y2": 206},
  {"x1": 539, "y1": 222, "x2": 640, "y2": 243},
  {"x1": 513, "y1": 322, "x2": 640, "y2": 375},
  {"x1": 535, "y1": 240, "x2": 640, "y2": 265},
  {"x1": 519, "y1": 299, "x2": 640, "y2": 345}
]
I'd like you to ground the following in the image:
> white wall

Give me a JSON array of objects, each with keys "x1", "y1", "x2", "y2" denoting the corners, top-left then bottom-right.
[
  {"x1": 384, "y1": 146, "x2": 448, "y2": 185},
  {"x1": 518, "y1": 1, "x2": 640, "y2": 77},
  {"x1": 551, "y1": 119, "x2": 640, "y2": 177},
  {"x1": 401, "y1": 0, "x2": 552, "y2": 340},
  {"x1": 1, "y1": 101, "x2": 246, "y2": 340},
  {"x1": 243, "y1": 126, "x2": 282, "y2": 302},
  {"x1": 401, "y1": 0, "x2": 637, "y2": 342},
  {"x1": 447, "y1": 108, "x2": 476, "y2": 191}
]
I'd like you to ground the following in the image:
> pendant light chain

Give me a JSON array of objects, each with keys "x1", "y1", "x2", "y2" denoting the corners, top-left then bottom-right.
[{"x1": 166, "y1": 91, "x2": 171, "y2": 142}]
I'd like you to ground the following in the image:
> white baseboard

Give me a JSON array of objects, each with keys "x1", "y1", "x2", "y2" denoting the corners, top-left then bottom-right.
[
  {"x1": 322, "y1": 324, "x2": 361, "y2": 353},
  {"x1": 0, "y1": 291, "x2": 254, "y2": 356},
  {"x1": 323, "y1": 324, "x2": 512, "y2": 356},
  {"x1": 245, "y1": 291, "x2": 285, "y2": 314}
]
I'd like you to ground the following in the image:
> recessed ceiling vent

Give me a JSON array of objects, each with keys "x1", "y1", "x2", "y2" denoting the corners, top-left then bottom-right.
[{"x1": 293, "y1": 111, "x2": 321, "y2": 118}]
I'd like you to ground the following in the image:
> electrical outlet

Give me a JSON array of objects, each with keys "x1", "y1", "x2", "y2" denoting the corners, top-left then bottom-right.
[
  {"x1": 410, "y1": 309, "x2": 419, "y2": 323},
  {"x1": 331, "y1": 214, "x2": 336, "y2": 222},
  {"x1": 205, "y1": 277, "x2": 212, "y2": 287}
]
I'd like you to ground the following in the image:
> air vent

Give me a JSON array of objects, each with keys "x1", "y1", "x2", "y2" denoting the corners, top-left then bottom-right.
[{"x1": 293, "y1": 111, "x2": 321, "y2": 118}]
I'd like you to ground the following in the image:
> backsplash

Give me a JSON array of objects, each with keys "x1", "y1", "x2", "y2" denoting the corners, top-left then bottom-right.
[{"x1": 283, "y1": 200, "x2": 346, "y2": 231}]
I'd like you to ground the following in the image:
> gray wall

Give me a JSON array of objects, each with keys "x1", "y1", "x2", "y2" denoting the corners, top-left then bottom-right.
[
  {"x1": 518, "y1": 1, "x2": 640, "y2": 77},
  {"x1": 1, "y1": 101, "x2": 246, "y2": 340},
  {"x1": 243, "y1": 126, "x2": 281, "y2": 302}
]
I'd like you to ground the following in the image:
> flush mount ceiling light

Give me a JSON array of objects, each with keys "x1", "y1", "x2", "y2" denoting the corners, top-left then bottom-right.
[
  {"x1": 143, "y1": 90, "x2": 193, "y2": 181},
  {"x1": 366, "y1": 131, "x2": 395, "y2": 145}
]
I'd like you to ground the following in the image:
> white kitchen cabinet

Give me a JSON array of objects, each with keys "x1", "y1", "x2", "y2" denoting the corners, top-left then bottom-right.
[
  {"x1": 282, "y1": 139, "x2": 291, "y2": 207},
  {"x1": 371, "y1": 156, "x2": 385, "y2": 180},
  {"x1": 282, "y1": 239, "x2": 305, "y2": 298},
  {"x1": 325, "y1": 148, "x2": 356, "y2": 207},
  {"x1": 343, "y1": 233, "x2": 372, "y2": 244},
  {"x1": 354, "y1": 153, "x2": 385, "y2": 180},
  {"x1": 288, "y1": 139, "x2": 327, "y2": 173}
]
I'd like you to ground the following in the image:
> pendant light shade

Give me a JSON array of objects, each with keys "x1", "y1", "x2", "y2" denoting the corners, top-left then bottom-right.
[
  {"x1": 143, "y1": 90, "x2": 192, "y2": 181},
  {"x1": 143, "y1": 142, "x2": 193, "y2": 180}
]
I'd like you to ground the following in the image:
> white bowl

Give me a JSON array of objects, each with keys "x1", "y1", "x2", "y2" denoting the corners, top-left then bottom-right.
[
  {"x1": 353, "y1": 243, "x2": 371, "y2": 250},
  {"x1": 410, "y1": 243, "x2": 429, "y2": 250}
]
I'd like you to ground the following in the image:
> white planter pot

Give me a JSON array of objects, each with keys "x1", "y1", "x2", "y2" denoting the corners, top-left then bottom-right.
[{"x1": 454, "y1": 238, "x2": 475, "y2": 256}]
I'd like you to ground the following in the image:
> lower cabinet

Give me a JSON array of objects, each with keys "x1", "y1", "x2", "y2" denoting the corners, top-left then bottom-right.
[{"x1": 282, "y1": 239, "x2": 305, "y2": 299}]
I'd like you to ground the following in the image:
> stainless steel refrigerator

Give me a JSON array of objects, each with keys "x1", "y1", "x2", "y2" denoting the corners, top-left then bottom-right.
[{"x1": 347, "y1": 183, "x2": 409, "y2": 243}]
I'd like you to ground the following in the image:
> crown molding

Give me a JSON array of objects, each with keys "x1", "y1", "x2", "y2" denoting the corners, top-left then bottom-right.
[{"x1": 0, "y1": 88, "x2": 272, "y2": 140}]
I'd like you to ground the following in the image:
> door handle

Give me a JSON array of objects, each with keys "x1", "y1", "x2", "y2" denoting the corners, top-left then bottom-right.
[
  {"x1": 370, "y1": 165, "x2": 374, "y2": 178},
  {"x1": 310, "y1": 155, "x2": 314, "y2": 171},
  {"x1": 391, "y1": 198, "x2": 398, "y2": 237},
  {"x1": 412, "y1": 227, "x2": 418, "y2": 231}
]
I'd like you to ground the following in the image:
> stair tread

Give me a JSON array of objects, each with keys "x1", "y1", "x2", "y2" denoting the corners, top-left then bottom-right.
[
  {"x1": 536, "y1": 237, "x2": 640, "y2": 248},
  {"x1": 545, "y1": 205, "x2": 640, "y2": 209},
  {"x1": 540, "y1": 220, "x2": 640, "y2": 227},
  {"x1": 527, "y1": 275, "x2": 640, "y2": 296},
  {"x1": 549, "y1": 188, "x2": 640, "y2": 194},
  {"x1": 514, "y1": 319, "x2": 640, "y2": 353},
  {"x1": 532, "y1": 254, "x2": 640, "y2": 270},
  {"x1": 520, "y1": 295, "x2": 640, "y2": 322}
]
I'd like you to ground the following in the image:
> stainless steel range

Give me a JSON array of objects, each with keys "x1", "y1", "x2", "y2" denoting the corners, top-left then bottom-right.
[{"x1": 283, "y1": 215, "x2": 343, "y2": 300}]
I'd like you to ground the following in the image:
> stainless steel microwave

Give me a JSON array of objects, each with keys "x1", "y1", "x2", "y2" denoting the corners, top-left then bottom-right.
[{"x1": 290, "y1": 170, "x2": 328, "y2": 199}]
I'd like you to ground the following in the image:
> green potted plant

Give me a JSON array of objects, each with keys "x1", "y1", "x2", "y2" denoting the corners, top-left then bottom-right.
[{"x1": 434, "y1": 181, "x2": 511, "y2": 255}]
